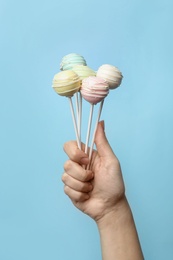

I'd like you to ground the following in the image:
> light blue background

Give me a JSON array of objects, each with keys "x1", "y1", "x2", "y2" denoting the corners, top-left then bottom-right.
[{"x1": 0, "y1": 0, "x2": 173, "y2": 259}]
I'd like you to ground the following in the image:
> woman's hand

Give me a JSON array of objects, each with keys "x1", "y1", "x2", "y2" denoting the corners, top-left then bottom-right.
[{"x1": 62, "y1": 121, "x2": 125, "y2": 221}]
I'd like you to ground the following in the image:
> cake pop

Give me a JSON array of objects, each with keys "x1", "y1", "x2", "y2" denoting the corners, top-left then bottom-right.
[
  {"x1": 52, "y1": 70, "x2": 80, "y2": 96},
  {"x1": 97, "y1": 64, "x2": 123, "y2": 89},
  {"x1": 60, "y1": 53, "x2": 87, "y2": 71},
  {"x1": 81, "y1": 76, "x2": 109, "y2": 161},
  {"x1": 72, "y1": 65, "x2": 96, "y2": 81},
  {"x1": 81, "y1": 76, "x2": 109, "y2": 104},
  {"x1": 52, "y1": 70, "x2": 81, "y2": 149}
]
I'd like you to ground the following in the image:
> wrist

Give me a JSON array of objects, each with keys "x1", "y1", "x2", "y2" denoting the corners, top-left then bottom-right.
[
  {"x1": 96, "y1": 196, "x2": 144, "y2": 260},
  {"x1": 96, "y1": 196, "x2": 132, "y2": 230}
]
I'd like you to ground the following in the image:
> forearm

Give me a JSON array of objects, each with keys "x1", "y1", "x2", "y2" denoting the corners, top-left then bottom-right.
[{"x1": 97, "y1": 197, "x2": 144, "y2": 260}]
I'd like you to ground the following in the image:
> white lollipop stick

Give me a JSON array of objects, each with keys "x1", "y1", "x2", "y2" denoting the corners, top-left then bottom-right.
[
  {"x1": 75, "y1": 92, "x2": 79, "y2": 130},
  {"x1": 85, "y1": 103, "x2": 94, "y2": 155},
  {"x1": 87, "y1": 100, "x2": 104, "y2": 169},
  {"x1": 78, "y1": 92, "x2": 82, "y2": 142},
  {"x1": 68, "y1": 97, "x2": 81, "y2": 149}
]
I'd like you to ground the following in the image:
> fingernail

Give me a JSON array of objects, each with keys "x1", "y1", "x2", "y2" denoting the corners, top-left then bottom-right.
[
  {"x1": 80, "y1": 157, "x2": 89, "y2": 165},
  {"x1": 89, "y1": 184, "x2": 93, "y2": 190},
  {"x1": 100, "y1": 120, "x2": 105, "y2": 131},
  {"x1": 102, "y1": 120, "x2": 105, "y2": 130}
]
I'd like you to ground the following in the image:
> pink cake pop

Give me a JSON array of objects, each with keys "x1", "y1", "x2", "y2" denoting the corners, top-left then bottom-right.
[
  {"x1": 81, "y1": 76, "x2": 109, "y2": 163},
  {"x1": 81, "y1": 76, "x2": 109, "y2": 104}
]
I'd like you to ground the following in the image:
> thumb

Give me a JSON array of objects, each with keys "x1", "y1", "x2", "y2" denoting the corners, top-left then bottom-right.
[{"x1": 94, "y1": 120, "x2": 115, "y2": 158}]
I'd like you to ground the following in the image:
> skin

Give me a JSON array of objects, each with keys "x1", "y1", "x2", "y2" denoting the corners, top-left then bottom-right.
[{"x1": 62, "y1": 121, "x2": 144, "y2": 260}]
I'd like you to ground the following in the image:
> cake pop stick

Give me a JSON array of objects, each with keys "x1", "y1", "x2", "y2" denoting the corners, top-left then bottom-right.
[
  {"x1": 85, "y1": 103, "x2": 94, "y2": 155},
  {"x1": 74, "y1": 91, "x2": 82, "y2": 145},
  {"x1": 68, "y1": 97, "x2": 81, "y2": 149},
  {"x1": 78, "y1": 91, "x2": 82, "y2": 142},
  {"x1": 87, "y1": 100, "x2": 104, "y2": 169},
  {"x1": 75, "y1": 92, "x2": 80, "y2": 134},
  {"x1": 75, "y1": 91, "x2": 79, "y2": 114}
]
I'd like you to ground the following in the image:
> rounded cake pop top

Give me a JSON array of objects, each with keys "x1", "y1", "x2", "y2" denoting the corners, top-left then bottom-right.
[
  {"x1": 72, "y1": 65, "x2": 96, "y2": 83},
  {"x1": 81, "y1": 76, "x2": 109, "y2": 105},
  {"x1": 52, "y1": 70, "x2": 80, "y2": 97},
  {"x1": 60, "y1": 53, "x2": 87, "y2": 71},
  {"x1": 96, "y1": 64, "x2": 123, "y2": 89}
]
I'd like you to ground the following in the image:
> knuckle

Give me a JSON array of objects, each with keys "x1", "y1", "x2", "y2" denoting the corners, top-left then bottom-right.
[
  {"x1": 81, "y1": 170, "x2": 88, "y2": 181},
  {"x1": 70, "y1": 149, "x2": 78, "y2": 161},
  {"x1": 63, "y1": 141, "x2": 79, "y2": 160},
  {"x1": 78, "y1": 192, "x2": 84, "y2": 201},
  {"x1": 80, "y1": 182, "x2": 86, "y2": 191},
  {"x1": 78, "y1": 192, "x2": 89, "y2": 202},
  {"x1": 64, "y1": 185, "x2": 69, "y2": 195},
  {"x1": 63, "y1": 142, "x2": 68, "y2": 152},
  {"x1": 64, "y1": 160, "x2": 72, "y2": 171},
  {"x1": 61, "y1": 173, "x2": 67, "y2": 183},
  {"x1": 85, "y1": 170, "x2": 93, "y2": 181},
  {"x1": 82, "y1": 183, "x2": 91, "y2": 192}
]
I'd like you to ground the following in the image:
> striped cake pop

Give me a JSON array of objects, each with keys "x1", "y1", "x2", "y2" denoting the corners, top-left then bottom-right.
[
  {"x1": 81, "y1": 76, "x2": 109, "y2": 163},
  {"x1": 52, "y1": 70, "x2": 81, "y2": 149}
]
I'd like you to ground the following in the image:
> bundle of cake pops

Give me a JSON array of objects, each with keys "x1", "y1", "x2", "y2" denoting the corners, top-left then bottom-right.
[{"x1": 52, "y1": 53, "x2": 123, "y2": 168}]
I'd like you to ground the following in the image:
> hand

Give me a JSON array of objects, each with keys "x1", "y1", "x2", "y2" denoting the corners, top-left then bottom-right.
[{"x1": 62, "y1": 121, "x2": 125, "y2": 222}]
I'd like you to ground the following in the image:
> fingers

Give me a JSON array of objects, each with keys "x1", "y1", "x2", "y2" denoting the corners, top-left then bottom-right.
[
  {"x1": 63, "y1": 141, "x2": 89, "y2": 165},
  {"x1": 64, "y1": 160, "x2": 93, "y2": 181},
  {"x1": 62, "y1": 160, "x2": 94, "y2": 202},
  {"x1": 63, "y1": 186, "x2": 90, "y2": 202},
  {"x1": 64, "y1": 121, "x2": 117, "y2": 163},
  {"x1": 62, "y1": 172, "x2": 93, "y2": 193}
]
